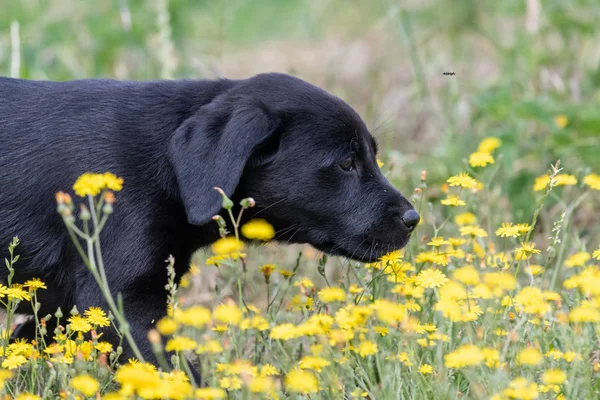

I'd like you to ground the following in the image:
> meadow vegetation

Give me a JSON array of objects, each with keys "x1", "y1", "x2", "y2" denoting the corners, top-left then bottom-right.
[{"x1": 1, "y1": 0, "x2": 600, "y2": 399}]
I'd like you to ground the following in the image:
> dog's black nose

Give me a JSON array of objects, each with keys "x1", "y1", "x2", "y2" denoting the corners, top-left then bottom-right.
[{"x1": 401, "y1": 210, "x2": 420, "y2": 230}]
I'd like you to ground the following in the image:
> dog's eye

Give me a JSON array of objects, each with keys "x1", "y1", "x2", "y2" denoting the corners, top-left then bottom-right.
[{"x1": 339, "y1": 156, "x2": 355, "y2": 171}]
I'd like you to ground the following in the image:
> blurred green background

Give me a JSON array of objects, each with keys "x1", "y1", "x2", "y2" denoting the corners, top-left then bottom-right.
[{"x1": 1, "y1": 0, "x2": 599, "y2": 224}]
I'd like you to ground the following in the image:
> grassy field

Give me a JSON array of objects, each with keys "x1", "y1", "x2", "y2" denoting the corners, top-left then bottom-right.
[{"x1": 2, "y1": 0, "x2": 600, "y2": 399}]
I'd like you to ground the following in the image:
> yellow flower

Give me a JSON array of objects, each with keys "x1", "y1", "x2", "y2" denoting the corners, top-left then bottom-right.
[
  {"x1": 294, "y1": 277, "x2": 314, "y2": 288},
  {"x1": 195, "y1": 388, "x2": 226, "y2": 399},
  {"x1": 174, "y1": 305, "x2": 211, "y2": 328},
  {"x1": 564, "y1": 251, "x2": 590, "y2": 268},
  {"x1": 285, "y1": 369, "x2": 318, "y2": 393},
  {"x1": 460, "y1": 225, "x2": 488, "y2": 238},
  {"x1": 515, "y1": 223, "x2": 531, "y2": 234},
  {"x1": 71, "y1": 374, "x2": 100, "y2": 397},
  {"x1": 477, "y1": 137, "x2": 502, "y2": 153},
  {"x1": 299, "y1": 355, "x2": 331, "y2": 372},
  {"x1": 165, "y1": 336, "x2": 197, "y2": 352},
  {"x1": 68, "y1": 315, "x2": 92, "y2": 333},
  {"x1": 444, "y1": 344, "x2": 484, "y2": 368},
  {"x1": 15, "y1": 394, "x2": 41, "y2": 400},
  {"x1": 515, "y1": 242, "x2": 541, "y2": 260},
  {"x1": 517, "y1": 347, "x2": 542, "y2": 366},
  {"x1": 84, "y1": 307, "x2": 110, "y2": 327},
  {"x1": 289, "y1": 294, "x2": 314, "y2": 311},
  {"x1": 260, "y1": 364, "x2": 279, "y2": 376},
  {"x1": 278, "y1": 268, "x2": 295, "y2": 278},
  {"x1": 73, "y1": 172, "x2": 123, "y2": 197},
  {"x1": 156, "y1": 317, "x2": 179, "y2": 335},
  {"x1": 23, "y1": 278, "x2": 47, "y2": 291},
  {"x1": 419, "y1": 364, "x2": 433, "y2": 374},
  {"x1": 248, "y1": 376, "x2": 274, "y2": 393},
  {"x1": 270, "y1": 323, "x2": 300, "y2": 341},
  {"x1": 533, "y1": 173, "x2": 577, "y2": 191},
  {"x1": 441, "y1": 195, "x2": 466, "y2": 207},
  {"x1": 541, "y1": 369, "x2": 566, "y2": 385},
  {"x1": 469, "y1": 151, "x2": 495, "y2": 167},
  {"x1": 2, "y1": 354, "x2": 27, "y2": 369},
  {"x1": 318, "y1": 287, "x2": 346, "y2": 303},
  {"x1": 219, "y1": 376, "x2": 242, "y2": 390},
  {"x1": 210, "y1": 237, "x2": 245, "y2": 255},
  {"x1": 427, "y1": 237, "x2": 450, "y2": 247},
  {"x1": 95, "y1": 341, "x2": 113, "y2": 353},
  {"x1": 594, "y1": 248, "x2": 600, "y2": 261},
  {"x1": 453, "y1": 265, "x2": 480, "y2": 286},
  {"x1": 482, "y1": 347, "x2": 500, "y2": 368},
  {"x1": 206, "y1": 255, "x2": 228, "y2": 267},
  {"x1": 213, "y1": 303, "x2": 243, "y2": 325},
  {"x1": 569, "y1": 304, "x2": 600, "y2": 323},
  {"x1": 416, "y1": 269, "x2": 449, "y2": 288},
  {"x1": 196, "y1": 340, "x2": 223, "y2": 354},
  {"x1": 447, "y1": 172, "x2": 478, "y2": 189},
  {"x1": 504, "y1": 378, "x2": 539, "y2": 400},
  {"x1": 241, "y1": 219, "x2": 275, "y2": 241},
  {"x1": 554, "y1": 114, "x2": 568, "y2": 128},
  {"x1": 6, "y1": 285, "x2": 31, "y2": 301},
  {"x1": 454, "y1": 212, "x2": 476, "y2": 226},
  {"x1": 583, "y1": 173, "x2": 600, "y2": 190},
  {"x1": 377, "y1": 159, "x2": 384, "y2": 168},
  {"x1": 356, "y1": 341, "x2": 378, "y2": 358},
  {"x1": 348, "y1": 284, "x2": 364, "y2": 294},
  {"x1": 496, "y1": 222, "x2": 520, "y2": 238}
]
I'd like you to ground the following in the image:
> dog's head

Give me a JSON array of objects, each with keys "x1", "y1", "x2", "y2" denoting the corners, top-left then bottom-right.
[{"x1": 169, "y1": 73, "x2": 418, "y2": 262}]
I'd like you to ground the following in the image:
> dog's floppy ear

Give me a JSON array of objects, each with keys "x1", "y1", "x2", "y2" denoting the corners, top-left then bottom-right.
[{"x1": 168, "y1": 97, "x2": 280, "y2": 226}]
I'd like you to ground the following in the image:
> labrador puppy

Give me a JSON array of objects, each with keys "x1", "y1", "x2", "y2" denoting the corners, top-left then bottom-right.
[{"x1": 0, "y1": 72, "x2": 419, "y2": 365}]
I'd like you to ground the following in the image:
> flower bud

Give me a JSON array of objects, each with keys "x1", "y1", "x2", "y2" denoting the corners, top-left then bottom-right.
[
  {"x1": 80, "y1": 204, "x2": 91, "y2": 221},
  {"x1": 147, "y1": 329, "x2": 161, "y2": 344},
  {"x1": 104, "y1": 191, "x2": 116, "y2": 204},
  {"x1": 102, "y1": 203, "x2": 113, "y2": 215},
  {"x1": 55, "y1": 307, "x2": 63, "y2": 318},
  {"x1": 240, "y1": 198, "x2": 256, "y2": 209},
  {"x1": 421, "y1": 169, "x2": 427, "y2": 182},
  {"x1": 214, "y1": 187, "x2": 234, "y2": 210}
]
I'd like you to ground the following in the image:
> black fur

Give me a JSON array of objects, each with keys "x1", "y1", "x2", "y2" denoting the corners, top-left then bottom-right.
[{"x1": 0, "y1": 73, "x2": 417, "y2": 366}]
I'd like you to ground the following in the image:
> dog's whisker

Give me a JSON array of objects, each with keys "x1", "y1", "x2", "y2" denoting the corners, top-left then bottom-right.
[{"x1": 251, "y1": 197, "x2": 288, "y2": 217}]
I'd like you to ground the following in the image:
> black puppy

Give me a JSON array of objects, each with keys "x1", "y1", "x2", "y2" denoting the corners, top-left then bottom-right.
[{"x1": 0, "y1": 73, "x2": 418, "y2": 364}]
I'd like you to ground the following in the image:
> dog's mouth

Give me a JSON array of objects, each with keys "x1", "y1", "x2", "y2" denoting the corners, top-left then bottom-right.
[{"x1": 312, "y1": 237, "x2": 411, "y2": 263}]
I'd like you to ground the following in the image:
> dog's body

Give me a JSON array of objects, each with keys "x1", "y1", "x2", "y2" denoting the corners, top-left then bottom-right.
[{"x1": 0, "y1": 73, "x2": 418, "y2": 365}]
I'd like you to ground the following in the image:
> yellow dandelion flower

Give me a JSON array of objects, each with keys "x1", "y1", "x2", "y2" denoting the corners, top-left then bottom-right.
[
  {"x1": 174, "y1": 305, "x2": 211, "y2": 328},
  {"x1": 196, "y1": 340, "x2": 223, "y2": 354},
  {"x1": 285, "y1": 369, "x2": 318, "y2": 393},
  {"x1": 348, "y1": 284, "x2": 364, "y2": 294},
  {"x1": 206, "y1": 255, "x2": 228, "y2": 267},
  {"x1": 477, "y1": 137, "x2": 502, "y2": 153},
  {"x1": 503, "y1": 378, "x2": 539, "y2": 399},
  {"x1": 248, "y1": 376, "x2": 274, "y2": 393},
  {"x1": 84, "y1": 306, "x2": 110, "y2": 327},
  {"x1": 278, "y1": 268, "x2": 295, "y2": 278},
  {"x1": 95, "y1": 341, "x2": 113, "y2": 353},
  {"x1": 15, "y1": 394, "x2": 41, "y2": 400},
  {"x1": 482, "y1": 347, "x2": 500, "y2": 368},
  {"x1": 377, "y1": 159, "x2": 384, "y2": 168},
  {"x1": 453, "y1": 265, "x2": 480, "y2": 286},
  {"x1": 379, "y1": 249, "x2": 404, "y2": 264},
  {"x1": 583, "y1": 173, "x2": 600, "y2": 190},
  {"x1": 517, "y1": 347, "x2": 542, "y2": 366},
  {"x1": 469, "y1": 151, "x2": 495, "y2": 167},
  {"x1": 6, "y1": 285, "x2": 31, "y2": 301},
  {"x1": 444, "y1": 344, "x2": 484, "y2": 368},
  {"x1": 356, "y1": 341, "x2": 378, "y2": 358},
  {"x1": 213, "y1": 303, "x2": 242, "y2": 326},
  {"x1": 416, "y1": 269, "x2": 449, "y2": 289},
  {"x1": 569, "y1": 304, "x2": 600, "y2": 323},
  {"x1": 541, "y1": 369, "x2": 566, "y2": 385},
  {"x1": 270, "y1": 323, "x2": 300, "y2": 341},
  {"x1": 219, "y1": 376, "x2": 242, "y2": 390},
  {"x1": 73, "y1": 172, "x2": 123, "y2": 197},
  {"x1": 565, "y1": 252, "x2": 590, "y2": 268},
  {"x1": 554, "y1": 114, "x2": 568, "y2": 128},
  {"x1": 593, "y1": 248, "x2": 600, "y2": 261},
  {"x1": 496, "y1": 222, "x2": 520, "y2": 238},
  {"x1": 67, "y1": 315, "x2": 92, "y2": 333},
  {"x1": 294, "y1": 277, "x2": 314, "y2": 288},
  {"x1": 210, "y1": 237, "x2": 245, "y2": 255},
  {"x1": 71, "y1": 375, "x2": 100, "y2": 397},
  {"x1": 165, "y1": 336, "x2": 197, "y2": 352},
  {"x1": 447, "y1": 172, "x2": 478, "y2": 189},
  {"x1": 23, "y1": 278, "x2": 47, "y2": 291},
  {"x1": 460, "y1": 225, "x2": 488, "y2": 238},
  {"x1": 2, "y1": 354, "x2": 27, "y2": 370},
  {"x1": 454, "y1": 212, "x2": 476, "y2": 226},
  {"x1": 515, "y1": 242, "x2": 541, "y2": 260},
  {"x1": 260, "y1": 364, "x2": 279, "y2": 376},
  {"x1": 156, "y1": 317, "x2": 178, "y2": 335},
  {"x1": 419, "y1": 364, "x2": 433, "y2": 374},
  {"x1": 427, "y1": 237, "x2": 450, "y2": 247},
  {"x1": 288, "y1": 294, "x2": 314, "y2": 311},
  {"x1": 194, "y1": 388, "x2": 226, "y2": 399},
  {"x1": 534, "y1": 173, "x2": 577, "y2": 192},
  {"x1": 299, "y1": 355, "x2": 331, "y2": 372},
  {"x1": 441, "y1": 195, "x2": 466, "y2": 207},
  {"x1": 241, "y1": 219, "x2": 275, "y2": 241},
  {"x1": 318, "y1": 287, "x2": 346, "y2": 303}
]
